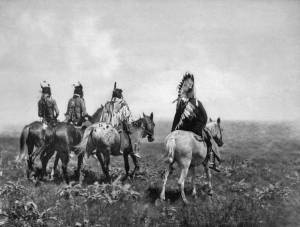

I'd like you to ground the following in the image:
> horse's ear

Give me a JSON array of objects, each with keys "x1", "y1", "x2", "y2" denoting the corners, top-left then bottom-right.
[
  {"x1": 209, "y1": 118, "x2": 212, "y2": 122},
  {"x1": 143, "y1": 112, "x2": 146, "y2": 117},
  {"x1": 114, "y1": 82, "x2": 116, "y2": 89},
  {"x1": 217, "y1": 117, "x2": 221, "y2": 124},
  {"x1": 150, "y1": 112, "x2": 153, "y2": 120}
]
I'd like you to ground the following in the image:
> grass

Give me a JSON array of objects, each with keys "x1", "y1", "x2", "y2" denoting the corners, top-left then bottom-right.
[{"x1": 0, "y1": 121, "x2": 299, "y2": 226}]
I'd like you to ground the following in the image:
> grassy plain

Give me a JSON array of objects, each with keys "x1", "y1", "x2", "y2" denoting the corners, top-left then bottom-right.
[{"x1": 0, "y1": 121, "x2": 299, "y2": 226}]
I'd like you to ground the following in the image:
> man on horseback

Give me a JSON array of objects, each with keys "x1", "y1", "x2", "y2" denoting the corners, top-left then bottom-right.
[
  {"x1": 38, "y1": 81, "x2": 59, "y2": 127},
  {"x1": 65, "y1": 82, "x2": 88, "y2": 126},
  {"x1": 171, "y1": 72, "x2": 221, "y2": 172},
  {"x1": 100, "y1": 82, "x2": 139, "y2": 157}
]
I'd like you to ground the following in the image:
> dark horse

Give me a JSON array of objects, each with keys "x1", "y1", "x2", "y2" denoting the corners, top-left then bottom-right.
[
  {"x1": 18, "y1": 121, "x2": 47, "y2": 178},
  {"x1": 18, "y1": 106, "x2": 104, "y2": 181}
]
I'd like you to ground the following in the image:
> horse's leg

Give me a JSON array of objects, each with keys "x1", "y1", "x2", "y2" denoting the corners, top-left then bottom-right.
[
  {"x1": 75, "y1": 153, "x2": 84, "y2": 181},
  {"x1": 129, "y1": 149, "x2": 140, "y2": 178},
  {"x1": 103, "y1": 149, "x2": 111, "y2": 182},
  {"x1": 40, "y1": 147, "x2": 55, "y2": 180},
  {"x1": 50, "y1": 151, "x2": 59, "y2": 180},
  {"x1": 60, "y1": 151, "x2": 70, "y2": 184},
  {"x1": 122, "y1": 152, "x2": 130, "y2": 181},
  {"x1": 204, "y1": 164, "x2": 213, "y2": 196},
  {"x1": 190, "y1": 166, "x2": 197, "y2": 198},
  {"x1": 95, "y1": 151, "x2": 108, "y2": 180},
  {"x1": 160, "y1": 164, "x2": 172, "y2": 201},
  {"x1": 26, "y1": 142, "x2": 34, "y2": 179},
  {"x1": 178, "y1": 164, "x2": 190, "y2": 204}
]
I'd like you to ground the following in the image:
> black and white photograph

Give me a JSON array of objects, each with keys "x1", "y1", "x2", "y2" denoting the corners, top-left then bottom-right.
[{"x1": 0, "y1": 0, "x2": 299, "y2": 226}]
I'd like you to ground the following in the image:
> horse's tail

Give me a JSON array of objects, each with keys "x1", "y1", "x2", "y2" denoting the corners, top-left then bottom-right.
[
  {"x1": 165, "y1": 135, "x2": 176, "y2": 163},
  {"x1": 17, "y1": 125, "x2": 30, "y2": 163},
  {"x1": 75, "y1": 126, "x2": 96, "y2": 156}
]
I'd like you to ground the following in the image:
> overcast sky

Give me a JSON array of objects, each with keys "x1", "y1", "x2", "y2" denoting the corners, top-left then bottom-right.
[{"x1": 0, "y1": 0, "x2": 299, "y2": 130}]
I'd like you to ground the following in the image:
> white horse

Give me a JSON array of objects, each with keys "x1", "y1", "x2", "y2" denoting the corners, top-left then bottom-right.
[{"x1": 160, "y1": 118, "x2": 224, "y2": 203}]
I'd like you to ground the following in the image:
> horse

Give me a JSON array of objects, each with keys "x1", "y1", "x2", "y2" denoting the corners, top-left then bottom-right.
[
  {"x1": 18, "y1": 121, "x2": 56, "y2": 178},
  {"x1": 160, "y1": 118, "x2": 224, "y2": 204},
  {"x1": 38, "y1": 106, "x2": 105, "y2": 184},
  {"x1": 18, "y1": 106, "x2": 103, "y2": 181},
  {"x1": 76, "y1": 112, "x2": 155, "y2": 182}
]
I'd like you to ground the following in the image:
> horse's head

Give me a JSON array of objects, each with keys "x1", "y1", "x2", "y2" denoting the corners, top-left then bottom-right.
[
  {"x1": 142, "y1": 112, "x2": 155, "y2": 142},
  {"x1": 206, "y1": 117, "x2": 224, "y2": 147}
]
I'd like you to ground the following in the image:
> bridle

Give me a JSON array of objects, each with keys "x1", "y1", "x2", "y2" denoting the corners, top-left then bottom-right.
[{"x1": 141, "y1": 119, "x2": 154, "y2": 138}]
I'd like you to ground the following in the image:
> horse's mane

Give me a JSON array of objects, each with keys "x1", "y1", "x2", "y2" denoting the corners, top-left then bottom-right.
[
  {"x1": 206, "y1": 121, "x2": 216, "y2": 129},
  {"x1": 91, "y1": 106, "x2": 104, "y2": 119},
  {"x1": 132, "y1": 117, "x2": 144, "y2": 128},
  {"x1": 206, "y1": 121, "x2": 219, "y2": 136}
]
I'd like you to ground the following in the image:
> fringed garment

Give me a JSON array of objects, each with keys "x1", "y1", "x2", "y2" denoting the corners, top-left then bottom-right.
[{"x1": 100, "y1": 98, "x2": 133, "y2": 129}]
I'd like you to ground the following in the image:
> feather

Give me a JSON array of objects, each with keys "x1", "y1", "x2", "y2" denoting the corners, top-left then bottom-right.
[{"x1": 175, "y1": 72, "x2": 195, "y2": 102}]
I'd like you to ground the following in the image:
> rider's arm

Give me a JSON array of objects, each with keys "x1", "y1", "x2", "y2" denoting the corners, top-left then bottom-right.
[
  {"x1": 53, "y1": 99, "x2": 59, "y2": 117},
  {"x1": 80, "y1": 99, "x2": 87, "y2": 117},
  {"x1": 197, "y1": 100, "x2": 207, "y2": 126},
  {"x1": 38, "y1": 100, "x2": 43, "y2": 117},
  {"x1": 171, "y1": 100, "x2": 182, "y2": 131},
  {"x1": 122, "y1": 104, "x2": 133, "y2": 123},
  {"x1": 65, "y1": 99, "x2": 72, "y2": 120}
]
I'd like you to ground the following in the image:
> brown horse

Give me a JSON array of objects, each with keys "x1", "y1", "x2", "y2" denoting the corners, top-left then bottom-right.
[
  {"x1": 18, "y1": 121, "x2": 56, "y2": 178},
  {"x1": 160, "y1": 118, "x2": 224, "y2": 203},
  {"x1": 76, "y1": 113, "x2": 155, "y2": 182},
  {"x1": 18, "y1": 107, "x2": 103, "y2": 182},
  {"x1": 38, "y1": 106, "x2": 104, "y2": 184}
]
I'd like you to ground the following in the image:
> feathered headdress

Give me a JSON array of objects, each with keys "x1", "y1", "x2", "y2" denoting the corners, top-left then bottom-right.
[
  {"x1": 73, "y1": 81, "x2": 83, "y2": 97},
  {"x1": 40, "y1": 80, "x2": 51, "y2": 95},
  {"x1": 112, "y1": 82, "x2": 123, "y2": 99},
  {"x1": 172, "y1": 72, "x2": 194, "y2": 103}
]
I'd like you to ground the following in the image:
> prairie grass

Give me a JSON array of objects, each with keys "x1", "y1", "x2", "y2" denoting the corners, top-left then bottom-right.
[{"x1": 0, "y1": 121, "x2": 299, "y2": 226}]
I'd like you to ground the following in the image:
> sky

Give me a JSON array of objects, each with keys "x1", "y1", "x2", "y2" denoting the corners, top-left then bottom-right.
[{"x1": 0, "y1": 0, "x2": 299, "y2": 131}]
